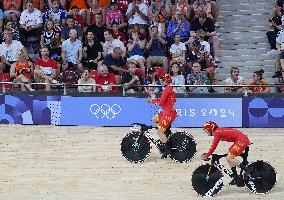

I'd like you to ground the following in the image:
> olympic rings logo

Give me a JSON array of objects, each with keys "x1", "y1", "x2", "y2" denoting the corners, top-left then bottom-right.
[{"x1": 89, "y1": 104, "x2": 122, "y2": 119}]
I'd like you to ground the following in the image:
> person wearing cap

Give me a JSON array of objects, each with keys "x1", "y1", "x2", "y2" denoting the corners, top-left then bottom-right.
[
  {"x1": 190, "y1": 10, "x2": 220, "y2": 63},
  {"x1": 166, "y1": 10, "x2": 190, "y2": 44},
  {"x1": 146, "y1": 73, "x2": 177, "y2": 159},
  {"x1": 186, "y1": 39, "x2": 208, "y2": 74}
]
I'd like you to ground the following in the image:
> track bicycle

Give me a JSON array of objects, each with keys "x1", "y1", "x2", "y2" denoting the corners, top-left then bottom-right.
[
  {"x1": 191, "y1": 145, "x2": 277, "y2": 197},
  {"x1": 121, "y1": 123, "x2": 197, "y2": 163}
]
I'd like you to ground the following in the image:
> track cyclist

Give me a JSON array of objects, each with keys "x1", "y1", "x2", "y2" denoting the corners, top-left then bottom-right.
[
  {"x1": 201, "y1": 121, "x2": 252, "y2": 186},
  {"x1": 146, "y1": 73, "x2": 177, "y2": 159}
]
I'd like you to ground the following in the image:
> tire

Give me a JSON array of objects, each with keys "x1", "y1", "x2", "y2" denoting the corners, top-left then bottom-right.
[
  {"x1": 192, "y1": 164, "x2": 224, "y2": 197},
  {"x1": 120, "y1": 132, "x2": 151, "y2": 163},
  {"x1": 244, "y1": 160, "x2": 277, "y2": 194},
  {"x1": 167, "y1": 132, "x2": 197, "y2": 163}
]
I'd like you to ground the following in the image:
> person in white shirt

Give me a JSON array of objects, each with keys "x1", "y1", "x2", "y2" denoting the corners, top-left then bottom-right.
[
  {"x1": 169, "y1": 34, "x2": 187, "y2": 65},
  {"x1": 61, "y1": 29, "x2": 83, "y2": 71},
  {"x1": 102, "y1": 29, "x2": 126, "y2": 58},
  {"x1": 171, "y1": 63, "x2": 186, "y2": 94},
  {"x1": 224, "y1": 66, "x2": 245, "y2": 93},
  {"x1": 0, "y1": 30, "x2": 27, "y2": 73},
  {"x1": 19, "y1": 0, "x2": 42, "y2": 45},
  {"x1": 126, "y1": 0, "x2": 149, "y2": 35}
]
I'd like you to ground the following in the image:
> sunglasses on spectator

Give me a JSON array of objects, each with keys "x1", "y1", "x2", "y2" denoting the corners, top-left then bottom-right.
[
  {"x1": 192, "y1": 65, "x2": 200, "y2": 68},
  {"x1": 233, "y1": 70, "x2": 239, "y2": 73}
]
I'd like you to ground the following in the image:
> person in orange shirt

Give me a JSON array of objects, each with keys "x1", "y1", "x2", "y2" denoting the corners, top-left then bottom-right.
[
  {"x1": 10, "y1": 50, "x2": 34, "y2": 91},
  {"x1": 246, "y1": 69, "x2": 271, "y2": 94}
]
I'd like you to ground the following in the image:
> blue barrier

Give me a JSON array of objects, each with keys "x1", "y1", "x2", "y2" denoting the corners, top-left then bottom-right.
[{"x1": 0, "y1": 94, "x2": 243, "y2": 127}]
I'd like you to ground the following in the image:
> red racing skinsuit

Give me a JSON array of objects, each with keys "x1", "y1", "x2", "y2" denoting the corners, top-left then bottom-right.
[
  {"x1": 152, "y1": 86, "x2": 177, "y2": 131},
  {"x1": 205, "y1": 128, "x2": 250, "y2": 158}
]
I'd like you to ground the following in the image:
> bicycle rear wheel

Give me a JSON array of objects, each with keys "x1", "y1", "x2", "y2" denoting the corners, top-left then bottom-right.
[
  {"x1": 192, "y1": 164, "x2": 224, "y2": 197},
  {"x1": 244, "y1": 160, "x2": 277, "y2": 194},
  {"x1": 168, "y1": 132, "x2": 197, "y2": 163},
  {"x1": 121, "y1": 132, "x2": 151, "y2": 163}
]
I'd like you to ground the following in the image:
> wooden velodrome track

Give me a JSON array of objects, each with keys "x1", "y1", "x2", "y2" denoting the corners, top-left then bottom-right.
[{"x1": 0, "y1": 125, "x2": 283, "y2": 200}]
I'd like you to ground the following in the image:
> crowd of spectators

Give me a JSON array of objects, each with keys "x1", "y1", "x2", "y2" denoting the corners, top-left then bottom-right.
[{"x1": 0, "y1": 0, "x2": 225, "y2": 94}]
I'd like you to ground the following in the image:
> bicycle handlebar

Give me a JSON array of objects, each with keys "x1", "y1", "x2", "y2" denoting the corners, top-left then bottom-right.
[{"x1": 131, "y1": 123, "x2": 157, "y2": 132}]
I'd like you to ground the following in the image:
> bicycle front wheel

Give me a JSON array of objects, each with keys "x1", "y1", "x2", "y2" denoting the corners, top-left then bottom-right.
[
  {"x1": 192, "y1": 164, "x2": 224, "y2": 197},
  {"x1": 244, "y1": 160, "x2": 277, "y2": 194},
  {"x1": 120, "y1": 132, "x2": 151, "y2": 163}
]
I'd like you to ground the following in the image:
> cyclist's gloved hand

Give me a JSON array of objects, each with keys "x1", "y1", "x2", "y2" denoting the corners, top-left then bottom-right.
[{"x1": 201, "y1": 153, "x2": 210, "y2": 161}]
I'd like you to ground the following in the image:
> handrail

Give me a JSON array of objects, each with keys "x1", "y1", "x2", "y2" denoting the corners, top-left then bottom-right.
[{"x1": 1, "y1": 81, "x2": 283, "y2": 96}]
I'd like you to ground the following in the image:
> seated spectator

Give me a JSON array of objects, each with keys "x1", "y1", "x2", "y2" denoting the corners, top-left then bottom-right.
[
  {"x1": 169, "y1": 34, "x2": 186, "y2": 66},
  {"x1": 95, "y1": 64, "x2": 118, "y2": 92},
  {"x1": 127, "y1": 31, "x2": 146, "y2": 76},
  {"x1": 148, "y1": 13, "x2": 166, "y2": 38},
  {"x1": 170, "y1": 63, "x2": 186, "y2": 93},
  {"x1": 61, "y1": 29, "x2": 83, "y2": 71},
  {"x1": 190, "y1": 10, "x2": 219, "y2": 63},
  {"x1": 148, "y1": 0, "x2": 172, "y2": 22},
  {"x1": 3, "y1": 0, "x2": 21, "y2": 22},
  {"x1": 102, "y1": 47, "x2": 127, "y2": 83},
  {"x1": 186, "y1": 39, "x2": 209, "y2": 74},
  {"x1": 19, "y1": 0, "x2": 43, "y2": 45},
  {"x1": 23, "y1": 0, "x2": 44, "y2": 11},
  {"x1": 166, "y1": 10, "x2": 190, "y2": 44},
  {"x1": 275, "y1": 29, "x2": 284, "y2": 81},
  {"x1": 1, "y1": 20, "x2": 21, "y2": 42},
  {"x1": 111, "y1": 21, "x2": 127, "y2": 46},
  {"x1": 61, "y1": 15, "x2": 83, "y2": 42},
  {"x1": 40, "y1": 19, "x2": 60, "y2": 48},
  {"x1": 191, "y1": 0, "x2": 213, "y2": 19},
  {"x1": 68, "y1": 0, "x2": 88, "y2": 24},
  {"x1": 186, "y1": 61, "x2": 209, "y2": 93},
  {"x1": 70, "y1": 6, "x2": 84, "y2": 28},
  {"x1": 146, "y1": 25, "x2": 168, "y2": 72},
  {"x1": 10, "y1": 49, "x2": 34, "y2": 91},
  {"x1": 224, "y1": 66, "x2": 244, "y2": 94},
  {"x1": 87, "y1": 12, "x2": 106, "y2": 44},
  {"x1": 126, "y1": 0, "x2": 149, "y2": 35},
  {"x1": 173, "y1": 0, "x2": 190, "y2": 19},
  {"x1": 42, "y1": 0, "x2": 67, "y2": 29},
  {"x1": 266, "y1": 7, "x2": 282, "y2": 55},
  {"x1": 34, "y1": 46, "x2": 59, "y2": 91},
  {"x1": 82, "y1": 30, "x2": 103, "y2": 70},
  {"x1": 87, "y1": 0, "x2": 105, "y2": 26},
  {"x1": 102, "y1": 29, "x2": 126, "y2": 57},
  {"x1": 77, "y1": 68, "x2": 96, "y2": 92},
  {"x1": 105, "y1": 0, "x2": 126, "y2": 29},
  {"x1": 121, "y1": 61, "x2": 142, "y2": 93},
  {"x1": 144, "y1": 67, "x2": 162, "y2": 94},
  {"x1": 0, "y1": 30, "x2": 27, "y2": 73},
  {"x1": 246, "y1": 69, "x2": 271, "y2": 94}
]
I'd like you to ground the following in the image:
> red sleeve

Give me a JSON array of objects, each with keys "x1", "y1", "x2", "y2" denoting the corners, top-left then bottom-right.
[
  {"x1": 205, "y1": 132, "x2": 221, "y2": 158},
  {"x1": 34, "y1": 59, "x2": 41, "y2": 66}
]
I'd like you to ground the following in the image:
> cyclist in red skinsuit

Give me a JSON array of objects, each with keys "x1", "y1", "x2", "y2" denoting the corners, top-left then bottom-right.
[
  {"x1": 147, "y1": 73, "x2": 177, "y2": 159},
  {"x1": 202, "y1": 121, "x2": 251, "y2": 186}
]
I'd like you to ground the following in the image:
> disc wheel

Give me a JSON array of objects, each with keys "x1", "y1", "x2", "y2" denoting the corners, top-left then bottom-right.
[
  {"x1": 192, "y1": 164, "x2": 224, "y2": 197},
  {"x1": 244, "y1": 160, "x2": 277, "y2": 194},
  {"x1": 121, "y1": 132, "x2": 151, "y2": 163},
  {"x1": 167, "y1": 132, "x2": 197, "y2": 163}
]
